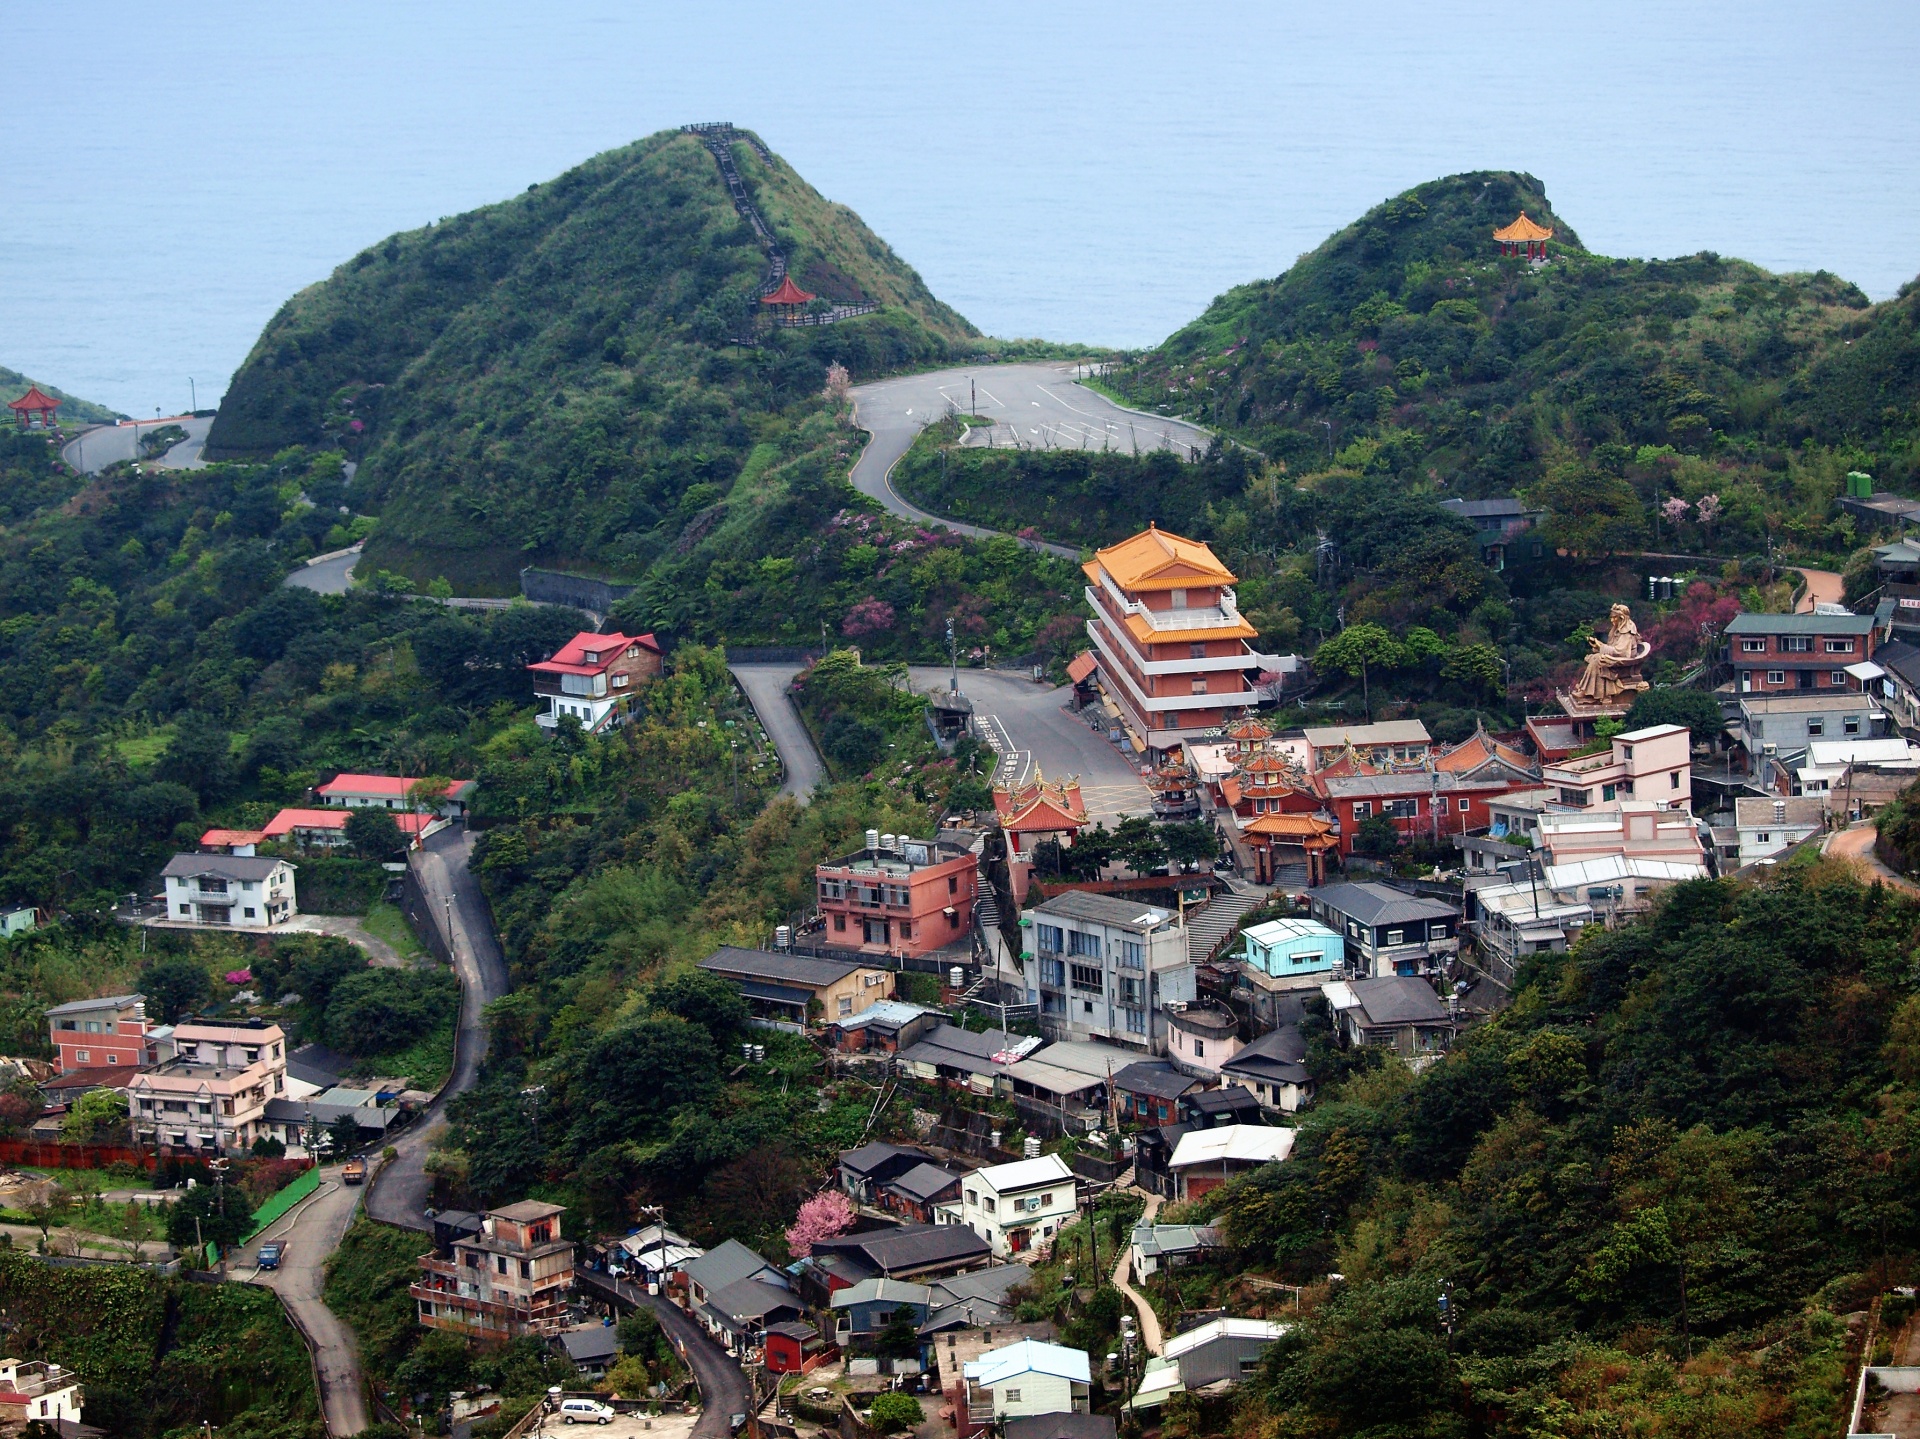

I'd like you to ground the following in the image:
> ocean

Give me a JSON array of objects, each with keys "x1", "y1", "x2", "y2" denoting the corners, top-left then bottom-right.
[{"x1": 3, "y1": 0, "x2": 1917, "y2": 417}]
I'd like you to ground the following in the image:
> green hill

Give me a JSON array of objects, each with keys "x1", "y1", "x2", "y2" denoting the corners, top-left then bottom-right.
[
  {"x1": 1106, "y1": 170, "x2": 1920, "y2": 543},
  {"x1": 0, "y1": 365, "x2": 122, "y2": 425},
  {"x1": 208, "y1": 126, "x2": 982, "y2": 591}
]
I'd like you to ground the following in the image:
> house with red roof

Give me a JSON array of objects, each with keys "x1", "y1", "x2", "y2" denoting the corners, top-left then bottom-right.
[
  {"x1": 993, "y1": 772, "x2": 1089, "y2": 902},
  {"x1": 528, "y1": 630, "x2": 663, "y2": 734},
  {"x1": 261, "y1": 807, "x2": 443, "y2": 850},
  {"x1": 0, "y1": 1358, "x2": 85, "y2": 1431},
  {"x1": 317, "y1": 773, "x2": 478, "y2": 816}
]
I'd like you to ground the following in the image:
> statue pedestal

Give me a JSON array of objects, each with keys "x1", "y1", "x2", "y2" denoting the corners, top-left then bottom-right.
[{"x1": 1555, "y1": 692, "x2": 1631, "y2": 722}]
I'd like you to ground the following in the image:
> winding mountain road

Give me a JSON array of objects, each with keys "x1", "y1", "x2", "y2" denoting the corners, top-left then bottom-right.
[
  {"x1": 367, "y1": 825, "x2": 511, "y2": 1231},
  {"x1": 848, "y1": 363, "x2": 1211, "y2": 561},
  {"x1": 729, "y1": 665, "x2": 825, "y2": 804},
  {"x1": 579, "y1": 1271, "x2": 751, "y2": 1439},
  {"x1": 62, "y1": 415, "x2": 213, "y2": 473}
]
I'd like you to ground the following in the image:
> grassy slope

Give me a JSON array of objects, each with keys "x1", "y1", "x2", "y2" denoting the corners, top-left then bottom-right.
[
  {"x1": 1114, "y1": 168, "x2": 1917, "y2": 491},
  {"x1": 207, "y1": 127, "x2": 982, "y2": 593},
  {"x1": 0, "y1": 364, "x2": 123, "y2": 424}
]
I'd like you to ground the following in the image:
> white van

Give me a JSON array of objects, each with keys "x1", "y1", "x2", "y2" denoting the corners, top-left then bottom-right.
[{"x1": 559, "y1": 1398, "x2": 615, "y2": 1425}]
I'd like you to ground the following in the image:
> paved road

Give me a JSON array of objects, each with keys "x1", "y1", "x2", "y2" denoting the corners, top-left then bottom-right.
[
  {"x1": 1825, "y1": 822, "x2": 1918, "y2": 892},
  {"x1": 288, "y1": 544, "x2": 363, "y2": 595},
  {"x1": 729, "y1": 665, "x2": 825, "y2": 804},
  {"x1": 1796, "y1": 566, "x2": 1844, "y2": 613},
  {"x1": 906, "y1": 667, "x2": 1150, "y2": 822},
  {"x1": 1112, "y1": 1192, "x2": 1164, "y2": 1355},
  {"x1": 246, "y1": 1163, "x2": 371, "y2": 1436},
  {"x1": 580, "y1": 1271, "x2": 750, "y2": 1439},
  {"x1": 849, "y1": 363, "x2": 1211, "y2": 561},
  {"x1": 368, "y1": 826, "x2": 511, "y2": 1231},
  {"x1": 63, "y1": 415, "x2": 213, "y2": 473}
]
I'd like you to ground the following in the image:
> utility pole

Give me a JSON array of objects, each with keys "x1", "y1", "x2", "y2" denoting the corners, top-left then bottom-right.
[
  {"x1": 189, "y1": 377, "x2": 196, "y2": 412},
  {"x1": 947, "y1": 616, "x2": 958, "y2": 695}
]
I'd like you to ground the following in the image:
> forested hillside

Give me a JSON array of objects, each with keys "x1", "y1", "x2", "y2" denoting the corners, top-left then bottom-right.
[
  {"x1": 207, "y1": 127, "x2": 989, "y2": 593},
  {"x1": 1107, "y1": 169, "x2": 1919, "y2": 557}
]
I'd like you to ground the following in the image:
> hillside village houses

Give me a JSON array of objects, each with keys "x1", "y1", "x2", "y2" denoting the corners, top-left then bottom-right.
[
  {"x1": 127, "y1": 1019, "x2": 288, "y2": 1151},
  {"x1": 815, "y1": 829, "x2": 979, "y2": 958},
  {"x1": 160, "y1": 853, "x2": 297, "y2": 928}
]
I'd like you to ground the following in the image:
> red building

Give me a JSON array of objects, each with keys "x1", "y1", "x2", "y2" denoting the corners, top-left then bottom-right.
[
  {"x1": 1082, "y1": 525, "x2": 1262, "y2": 749},
  {"x1": 44, "y1": 994, "x2": 150, "y2": 1073},
  {"x1": 816, "y1": 832, "x2": 978, "y2": 958},
  {"x1": 528, "y1": 631, "x2": 663, "y2": 734},
  {"x1": 764, "y1": 1322, "x2": 829, "y2": 1374},
  {"x1": 1221, "y1": 750, "x2": 1318, "y2": 818},
  {"x1": 1725, "y1": 612, "x2": 1884, "y2": 695},
  {"x1": 1320, "y1": 772, "x2": 1539, "y2": 856}
]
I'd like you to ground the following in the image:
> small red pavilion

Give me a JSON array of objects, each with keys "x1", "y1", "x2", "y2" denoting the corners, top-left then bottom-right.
[
  {"x1": 1493, "y1": 212, "x2": 1554, "y2": 260},
  {"x1": 760, "y1": 275, "x2": 817, "y2": 320},
  {"x1": 6, "y1": 385, "x2": 60, "y2": 431}
]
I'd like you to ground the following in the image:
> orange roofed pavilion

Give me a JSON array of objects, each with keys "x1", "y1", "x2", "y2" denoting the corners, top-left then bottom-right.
[
  {"x1": 1493, "y1": 212, "x2": 1554, "y2": 260},
  {"x1": 1081, "y1": 524, "x2": 1260, "y2": 750},
  {"x1": 761, "y1": 276, "x2": 817, "y2": 307},
  {"x1": 7, "y1": 386, "x2": 59, "y2": 431}
]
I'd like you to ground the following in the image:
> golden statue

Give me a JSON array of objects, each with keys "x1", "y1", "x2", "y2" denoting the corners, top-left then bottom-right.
[{"x1": 1569, "y1": 603, "x2": 1651, "y2": 708}]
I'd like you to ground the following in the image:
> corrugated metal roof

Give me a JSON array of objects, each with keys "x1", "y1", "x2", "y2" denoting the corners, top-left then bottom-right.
[{"x1": 1725, "y1": 611, "x2": 1875, "y2": 635}]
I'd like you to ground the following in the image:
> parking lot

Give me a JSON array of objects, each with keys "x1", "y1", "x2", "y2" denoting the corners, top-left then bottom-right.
[{"x1": 531, "y1": 1408, "x2": 698, "y2": 1438}]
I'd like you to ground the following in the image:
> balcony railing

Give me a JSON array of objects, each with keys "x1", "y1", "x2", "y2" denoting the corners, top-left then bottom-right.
[{"x1": 1087, "y1": 584, "x2": 1244, "y2": 633}]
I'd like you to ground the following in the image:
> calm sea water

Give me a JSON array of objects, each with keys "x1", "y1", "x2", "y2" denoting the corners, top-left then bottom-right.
[{"x1": 4, "y1": 1, "x2": 1917, "y2": 417}]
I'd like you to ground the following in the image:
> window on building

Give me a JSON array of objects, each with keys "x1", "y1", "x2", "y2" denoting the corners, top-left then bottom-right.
[
  {"x1": 1189, "y1": 642, "x2": 1206, "y2": 659},
  {"x1": 244, "y1": 908, "x2": 256, "y2": 918},
  {"x1": 1832, "y1": 671, "x2": 1849, "y2": 686},
  {"x1": 75, "y1": 1050, "x2": 88, "y2": 1064},
  {"x1": 1119, "y1": 940, "x2": 1145, "y2": 969},
  {"x1": 1457, "y1": 798, "x2": 1471, "y2": 812},
  {"x1": 496, "y1": 1255, "x2": 508, "y2": 1274},
  {"x1": 1067, "y1": 929, "x2": 1102, "y2": 958},
  {"x1": 1807, "y1": 719, "x2": 1824, "y2": 736},
  {"x1": 1039, "y1": 958, "x2": 1065, "y2": 987},
  {"x1": 1768, "y1": 671, "x2": 1786, "y2": 684},
  {"x1": 1352, "y1": 802, "x2": 1372, "y2": 819},
  {"x1": 1124, "y1": 1008, "x2": 1147, "y2": 1034},
  {"x1": 1005, "y1": 1390, "x2": 1022, "y2": 1404},
  {"x1": 1602, "y1": 784, "x2": 1617, "y2": 801},
  {"x1": 1756, "y1": 831, "x2": 1771, "y2": 844},
  {"x1": 1826, "y1": 639, "x2": 1855, "y2": 653},
  {"x1": 1192, "y1": 1038, "x2": 1205, "y2": 1058},
  {"x1": 1083, "y1": 999, "x2": 1095, "y2": 1014},
  {"x1": 1784, "y1": 636, "x2": 1812, "y2": 653},
  {"x1": 833, "y1": 914, "x2": 845, "y2": 931},
  {"x1": 1070, "y1": 964, "x2": 1103, "y2": 993},
  {"x1": 1169, "y1": 588, "x2": 1187, "y2": 608},
  {"x1": 838, "y1": 997, "x2": 853, "y2": 1016},
  {"x1": 1740, "y1": 639, "x2": 1766, "y2": 653},
  {"x1": 1386, "y1": 799, "x2": 1418, "y2": 819},
  {"x1": 1191, "y1": 677, "x2": 1209, "y2": 694},
  {"x1": 178, "y1": 904, "x2": 190, "y2": 915},
  {"x1": 948, "y1": 876, "x2": 958, "y2": 894},
  {"x1": 1037, "y1": 923, "x2": 1064, "y2": 952},
  {"x1": 1846, "y1": 716, "x2": 1862, "y2": 735}
]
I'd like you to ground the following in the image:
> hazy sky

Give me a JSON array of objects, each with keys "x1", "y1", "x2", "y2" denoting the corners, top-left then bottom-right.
[{"x1": 5, "y1": 1, "x2": 1917, "y2": 414}]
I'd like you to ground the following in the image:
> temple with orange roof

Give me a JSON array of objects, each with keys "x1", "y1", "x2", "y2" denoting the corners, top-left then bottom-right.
[
  {"x1": 1241, "y1": 812, "x2": 1338, "y2": 887},
  {"x1": 1221, "y1": 749, "x2": 1319, "y2": 819},
  {"x1": 993, "y1": 770, "x2": 1088, "y2": 901},
  {"x1": 1493, "y1": 212, "x2": 1554, "y2": 261},
  {"x1": 1081, "y1": 524, "x2": 1262, "y2": 750},
  {"x1": 6, "y1": 385, "x2": 60, "y2": 431}
]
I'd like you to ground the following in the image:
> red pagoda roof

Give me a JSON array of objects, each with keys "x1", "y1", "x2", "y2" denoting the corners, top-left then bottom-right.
[
  {"x1": 761, "y1": 277, "x2": 817, "y2": 307},
  {"x1": 7, "y1": 386, "x2": 58, "y2": 413}
]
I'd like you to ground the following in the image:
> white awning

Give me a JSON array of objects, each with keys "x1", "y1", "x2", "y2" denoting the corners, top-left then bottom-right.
[{"x1": 1848, "y1": 661, "x2": 1886, "y2": 681}]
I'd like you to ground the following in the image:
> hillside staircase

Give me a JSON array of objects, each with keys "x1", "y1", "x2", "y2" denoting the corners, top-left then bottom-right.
[
  {"x1": 1185, "y1": 881, "x2": 1269, "y2": 964},
  {"x1": 682, "y1": 122, "x2": 880, "y2": 329}
]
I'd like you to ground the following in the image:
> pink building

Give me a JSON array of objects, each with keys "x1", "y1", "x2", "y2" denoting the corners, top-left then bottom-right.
[
  {"x1": 1541, "y1": 723, "x2": 1691, "y2": 810},
  {"x1": 815, "y1": 832, "x2": 979, "y2": 958},
  {"x1": 1536, "y1": 800, "x2": 1708, "y2": 869},
  {"x1": 44, "y1": 994, "x2": 149, "y2": 1073}
]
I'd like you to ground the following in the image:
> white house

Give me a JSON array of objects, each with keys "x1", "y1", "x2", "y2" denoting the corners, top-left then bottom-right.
[
  {"x1": 1168, "y1": 1124, "x2": 1295, "y2": 1202},
  {"x1": 963, "y1": 1339, "x2": 1092, "y2": 1419},
  {"x1": 1026, "y1": 890, "x2": 1195, "y2": 1052},
  {"x1": 0, "y1": 1359, "x2": 85, "y2": 1430},
  {"x1": 1733, "y1": 796, "x2": 1825, "y2": 866},
  {"x1": 160, "y1": 854, "x2": 296, "y2": 928},
  {"x1": 943, "y1": 1154, "x2": 1077, "y2": 1259}
]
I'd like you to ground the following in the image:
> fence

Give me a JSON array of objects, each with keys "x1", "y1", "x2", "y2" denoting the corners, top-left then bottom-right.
[
  {"x1": 727, "y1": 646, "x2": 823, "y2": 665},
  {"x1": 0, "y1": 1138, "x2": 156, "y2": 1171},
  {"x1": 243, "y1": 1165, "x2": 321, "y2": 1241}
]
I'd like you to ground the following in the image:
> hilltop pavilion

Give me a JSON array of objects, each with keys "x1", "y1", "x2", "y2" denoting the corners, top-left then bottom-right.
[
  {"x1": 1493, "y1": 212, "x2": 1554, "y2": 261},
  {"x1": 6, "y1": 386, "x2": 59, "y2": 431}
]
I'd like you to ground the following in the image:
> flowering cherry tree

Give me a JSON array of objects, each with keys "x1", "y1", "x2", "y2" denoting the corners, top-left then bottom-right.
[
  {"x1": 786, "y1": 1190, "x2": 856, "y2": 1257},
  {"x1": 842, "y1": 598, "x2": 896, "y2": 639}
]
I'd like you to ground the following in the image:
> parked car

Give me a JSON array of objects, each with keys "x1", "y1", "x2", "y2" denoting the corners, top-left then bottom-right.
[
  {"x1": 257, "y1": 1242, "x2": 283, "y2": 1270},
  {"x1": 342, "y1": 1158, "x2": 366, "y2": 1185},
  {"x1": 558, "y1": 1398, "x2": 614, "y2": 1425}
]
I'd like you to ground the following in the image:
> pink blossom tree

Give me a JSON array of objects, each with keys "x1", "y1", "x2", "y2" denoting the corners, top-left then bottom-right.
[
  {"x1": 1660, "y1": 497, "x2": 1691, "y2": 527},
  {"x1": 786, "y1": 1190, "x2": 857, "y2": 1257},
  {"x1": 1694, "y1": 493, "x2": 1722, "y2": 548},
  {"x1": 842, "y1": 598, "x2": 897, "y2": 639}
]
